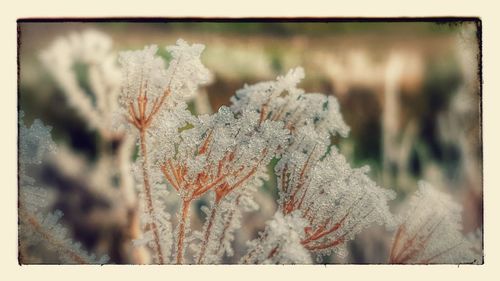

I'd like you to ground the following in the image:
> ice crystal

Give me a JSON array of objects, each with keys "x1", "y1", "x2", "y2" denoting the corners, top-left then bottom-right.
[{"x1": 389, "y1": 181, "x2": 476, "y2": 264}]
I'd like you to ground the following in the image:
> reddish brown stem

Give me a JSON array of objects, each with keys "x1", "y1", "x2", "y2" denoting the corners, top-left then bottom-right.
[
  {"x1": 302, "y1": 215, "x2": 347, "y2": 245},
  {"x1": 193, "y1": 174, "x2": 227, "y2": 198},
  {"x1": 176, "y1": 199, "x2": 191, "y2": 264},
  {"x1": 139, "y1": 130, "x2": 164, "y2": 264},
  {"x1": 267, "y1": 246, "x2": 280, "y2": 260},
  {"x1": 125, "y1": 82, "x2": 172, "y2": 264},
  {"x1": 161, "y1": 164, "x2": 180, "y2": 192},
  {"x1": 146, "y1": 89, "x2": 170, "y2": 125},
  {"x1": 303, "y1": 235, "x2": 345, "y2": 251}
]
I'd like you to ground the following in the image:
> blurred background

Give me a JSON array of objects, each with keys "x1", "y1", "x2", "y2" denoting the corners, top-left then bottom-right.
[{"x1": 18, "y1": 20, "x2": 482, "y2": 264}]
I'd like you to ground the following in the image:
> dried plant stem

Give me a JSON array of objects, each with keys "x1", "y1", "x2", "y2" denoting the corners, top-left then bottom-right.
[
  {"x1": 176, "y1": 199, "x2": 191, "y2": 264},
  {"x1": 139, "y1": 129, "x2": 164, "y2": 264}
]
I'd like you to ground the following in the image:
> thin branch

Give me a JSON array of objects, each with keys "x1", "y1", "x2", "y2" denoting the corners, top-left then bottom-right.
[
  {"x1": 139, "y1": 130, "x2": 164, "y2": 264},
  {"x1": 176, "y1": 199, "x2": 191, "y2": 264}
]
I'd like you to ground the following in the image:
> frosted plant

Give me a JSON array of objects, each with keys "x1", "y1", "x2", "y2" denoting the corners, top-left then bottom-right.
[
  {"x1": 18, "y1": 113, "x2": 108, "y2": 264},
  {"x1": 388, "y1": 181, "x2": 477, "y2": 264},
  {"x1": 242, "y1": 134, "x2": 395, "y2": 263},
  {"x1": 234, "y1": 69, "x2": 394, "y2": 263},
  {"x1": 40, "y1": 29, "x2": 121, "y2": 138},
  {"x1": 38, "y1": 29, "x2": 147, "y2": 263},
  {"x1": 116, "y1": 39, "x2": 211, "y2": 264},
  {"x1": 279, "y1": 148, "x2": 394, "y2": 259},
  {"x1": 24, "y1": 33, "x2": 481, "y2": 264},
  {"x1": 152, "y1": 106, "x2": 288, "y2": 263}
]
